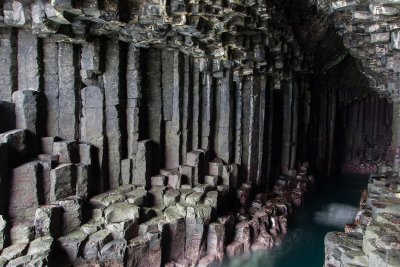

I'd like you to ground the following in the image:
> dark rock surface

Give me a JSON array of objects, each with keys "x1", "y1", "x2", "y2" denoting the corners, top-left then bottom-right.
[{"x1": 0, "y1": 0, "x2": 398, "y2": 266}]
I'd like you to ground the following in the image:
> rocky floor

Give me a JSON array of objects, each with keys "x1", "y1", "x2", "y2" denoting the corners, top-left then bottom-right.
[
  {"x1": 325, "y1": 168, "x2": 400, "y2": 267},
  {"x1": 0, "y1": 96, "x2": 314, "y2": 266}
]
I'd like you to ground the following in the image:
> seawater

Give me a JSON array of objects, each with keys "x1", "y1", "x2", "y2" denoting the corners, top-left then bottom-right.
[{"x1": 223, "y1": 174, "x2": 369, "y2": 267}]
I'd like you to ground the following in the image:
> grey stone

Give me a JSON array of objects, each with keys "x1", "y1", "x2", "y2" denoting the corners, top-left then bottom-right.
[
  {"x1": 53, "y1": 140, "x2": 79, "y2": 164},
  {"x1": 58, "y1": 42, "x2": 79, "y2": 140},
  {"x1": 40, "y1": 137, "x2": 59, "y2": 155},
  {"x1": 105, "y1": 219, "x2": 138, "y2": 240},
  {"x1": 50, "y1": 164, "x2": 76, "y2": 202},
  {"x1": 0, "y1": 29, "x2": 17, "y2": 102},
  {"x1": 81, "y1": 85, "x2": 105, "y2": 193},
  {"x1": 99, "y1": 239, "x2": 127, "y2": 263},
  {"x1": 10, "y1": 220, "x2": 35, "y2": 245},
  {"x1": 164, "y1": 189, "x2": 180, "y2": 207},
  {"x1": 34, "y1": 204, "x2": 62, "y2": 238},
  {"x1": 83, "y1": 229, "x2": 113, "y2": 261},
  {"x1": 17, "y1": 31, "x2": 39, "y2": 91},
  {"x1": 0, "y1": 101, "x2": 15, "y2": 133},
  {"x1": 132, "y1": 140, "x2": 152, "y2": 187},
  {"x1": 0, "y1": 243, "x2": 28, "y2": 261},
  {"x1": 57, "y1": 196, "x2": 82, "y2": 234},
  {"x1": 0, "y1": 216, "x2": 6, "y2": 251},
  {"x1": 125, "y1": 189, "x2": 147, "y2": 206},
  {"x1": 179, "y1": 165, "x2": 195, "y2": 187},
  {"x1": 121, "y1": 158, "x2": 133, "y2": 185},
  {"x1": 12, "y1": 89, "x2": 40, "y2": 137},
  {"x1": 57, "y1": 230, "x2": 88, "y2": 263},
  {"x1": 104, "y1": 203, "x2": 140, "y2": 223},
  {"x1": 75, "y1": 163, "x2": 90, "y2": 200},
  {"x1": 90, "y1": 193, "x2": 126, "y2": 207},
  {"x1": 151, "y1": 175, "x2": 167, "y2": 186},
  {"x1": 10, "y1": 162, "x2": 41, "y2": 220},
  {"x1": 27, "y1": 236, "x2": 54, "y2": 256},
  {"x1": 0, "y1": 129, "x2": 27, "y2": 166},
  {"x1": 207, "y1": 222, "x2": 225, "y2": 255}
]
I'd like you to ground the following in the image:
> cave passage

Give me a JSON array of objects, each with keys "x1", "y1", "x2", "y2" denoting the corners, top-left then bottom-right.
[{"x1": 0, "y1": 0, "x2": 399, "y2": 267}]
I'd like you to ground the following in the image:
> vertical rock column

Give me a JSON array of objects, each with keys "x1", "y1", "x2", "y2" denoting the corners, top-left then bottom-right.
[
  {"x1": 123, "y1": 45, "x2": 141, "y2": 185},
  {"x1": 58, "y1": 42, "x2": 80, "y2": 140},
  {"x1": 215, "y1": 68, "x2": 233, "y2": 164},
  {"x1": 12, "y1": 90, "x2": 40, "y2": 156},
  {"x1": 233, "y1": 72, "x2": 243, "y2": 170},
  {"x1": 281, "y1": 78, "x2": 293, "y2": 176},
  {"x1": 126, "y1": 45, "x2": 141, "y2": 159},
  {"x1": 0, "y1": 28, "x2": 17, "y2": 102},
  {"x1": 9, "y1": 162, "x2": 41, "y2": 220},
  {"x1": 162, "y1": 49, "x2": 182, "y2": 169},
  {"x1": 241, "y1": 75, "x2": 253, "y2": 182},
  {"x1": 201, "y1": 72, "x2": 212, "y2": 151},
  {"x1": 142, "y1": 49, "x2": 163, "y2": 170},
  {"x1": 192, "y1": 57, "x2": 202, "y2": 150},
  {"x1": 256, "y1": 73, "x2": 267, "y2": 187},
  {"x1": 102, "y1": 40, "x2": 124, "y2": 189},
  {"x1": 43, "y1": 39, "x2": 59, "y2": 137},
  {"x1": 181, "y1": 54, "x2": 192, "y2": 164},
  {"x1": 17, "y1": 30, "x2": 41, "y2": 92},
  {"x1": 81, "y1": 85, "x2": 105, "y2": 194}
]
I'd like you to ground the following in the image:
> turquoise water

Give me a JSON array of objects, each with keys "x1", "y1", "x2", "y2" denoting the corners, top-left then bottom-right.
[{"x1": 224, "y1": 174, "x2": 368, "y2": 267}]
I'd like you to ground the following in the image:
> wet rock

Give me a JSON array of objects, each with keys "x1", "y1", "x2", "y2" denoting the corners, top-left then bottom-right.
[
  {"x1": 125, "y1": 236, "x2": 150, "y2": 267},
  {"x1": 234, "y1": 222, "x2": 251, "y2": 252},
  {"x1": 207, "y1": 222, "x2": 225, "y2": 256},
  {"x1": 226, "y1": 241, "x2": 244, "y2": 257},
  {"x1": 164, "y1": 216, "x2": 186, "y2": 261},
  {"x1": 198, "y1": 254, "x2": 218, "y2": 267},
  {"x1": 185, "y1": 217, "x2": 206, "y2": 259}
]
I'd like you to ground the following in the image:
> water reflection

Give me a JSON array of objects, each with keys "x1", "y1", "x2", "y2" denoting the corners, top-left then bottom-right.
[
  {"x1": 313, "y1": 203, "x2": 358, "y2": 228},
  {"x1": 223, "y1": 175, "x2": 368, "y2": 267}
]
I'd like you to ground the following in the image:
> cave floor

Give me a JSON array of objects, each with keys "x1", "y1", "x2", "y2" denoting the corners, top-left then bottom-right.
[{"x1": 223, "y1": 174, "x2": 369, "y2": 267}]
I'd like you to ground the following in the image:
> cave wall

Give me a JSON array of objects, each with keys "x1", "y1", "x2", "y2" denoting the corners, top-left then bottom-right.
[
  {"x1": 0, "y1": 0, "x2": 399, "y2": 265},
  {"x1": 0, "y1": 27, "x2": 310, "y2": 193}
]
